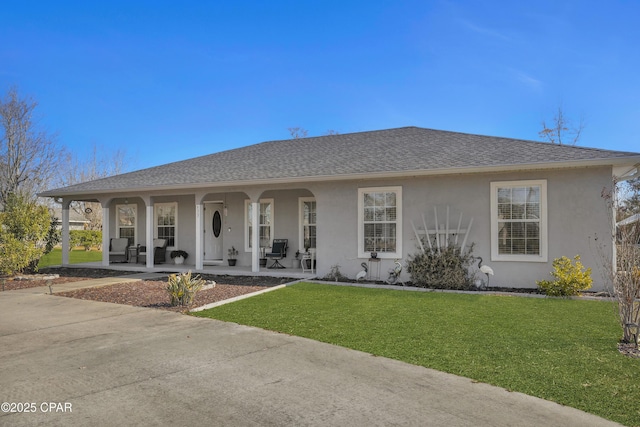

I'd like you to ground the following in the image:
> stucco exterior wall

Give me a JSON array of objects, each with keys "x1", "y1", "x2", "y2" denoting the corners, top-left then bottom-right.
[
  {"x1": 312, "y1": 166, "x2": 612, "y2": 291},
  {"x1": 104, "y1": 166, "x2": 613, "y2": 291}
]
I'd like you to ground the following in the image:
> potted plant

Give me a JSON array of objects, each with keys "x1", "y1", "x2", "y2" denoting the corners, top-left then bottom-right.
[
  {"x1": 227, "y1": 246, "x2": 238, "y2": 266},
  {"x1": 170, "y1": 250, "x2": 188, "y2": 265}
]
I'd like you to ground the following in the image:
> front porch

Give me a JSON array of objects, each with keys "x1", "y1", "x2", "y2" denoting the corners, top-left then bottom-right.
[
  {"x1": 58, "y1": 188, "x2": 319, "y2": 277},
  {"x1": 65, "y1": 261, "x2": 318, "y2": 280}
]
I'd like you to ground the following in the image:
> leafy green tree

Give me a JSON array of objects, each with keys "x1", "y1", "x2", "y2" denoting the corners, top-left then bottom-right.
[{"x1": 0, "y1": 193, "x2": 51, "y2": 275}]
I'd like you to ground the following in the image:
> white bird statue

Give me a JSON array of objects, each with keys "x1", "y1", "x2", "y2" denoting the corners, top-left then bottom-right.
[
  {"x1": 386, "y1": 260, "x2": 404, "y2": 285},
  {"x1": 477, "y1": 257, "x2": 494, "y2": 287},
  {"x1": 356, "y1": 262, "x2": 368, "y2": 281}
]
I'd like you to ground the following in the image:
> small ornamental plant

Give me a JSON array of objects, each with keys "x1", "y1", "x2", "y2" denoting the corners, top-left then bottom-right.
[
  {"x1": 537, "y1": 255, "x2": 593, "y2": 297},
  {"x1": 170, "y1": 250, "x2": 188, "y2": 259},
  {"x1": 166, "y1": 271, "x2": 205, "y2": 307},
  {"x1": 228, "y1": 246, "x2": 238, "y2": 260}
]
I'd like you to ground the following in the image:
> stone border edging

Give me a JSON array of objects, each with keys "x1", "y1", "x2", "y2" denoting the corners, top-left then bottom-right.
[
  {"x1": 188, "y1": 278, "x2": 615, "y2": 312},
  {"x1": 189, "y1": 279, "x2": 307, "y2": 312}
]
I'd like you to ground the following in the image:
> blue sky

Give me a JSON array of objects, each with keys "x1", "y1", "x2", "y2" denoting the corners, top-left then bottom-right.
[{"x1": 1, "y1": 0, "x2": 638, "y2": 172}]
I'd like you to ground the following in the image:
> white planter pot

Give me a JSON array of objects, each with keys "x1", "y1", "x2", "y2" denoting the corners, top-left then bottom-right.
[{"x1": 174, "y1": 256, "x2": 185, "y2": 265}]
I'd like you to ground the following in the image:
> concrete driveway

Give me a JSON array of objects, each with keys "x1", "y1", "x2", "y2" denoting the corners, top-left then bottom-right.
[{"x1": 0, "y1": 287, "x2": 621, "y2": 426}]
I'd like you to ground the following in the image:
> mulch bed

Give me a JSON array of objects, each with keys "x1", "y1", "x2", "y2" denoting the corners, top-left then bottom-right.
[
  {"x1": 56, "y1": 279, "x2": 274, "y2": 313},
  {"x1": 618, "y1": 343, "x2": 640, "y2": 359},
  {"x1": 1, "y1": 268, "x2": 295, "y2": 313}
]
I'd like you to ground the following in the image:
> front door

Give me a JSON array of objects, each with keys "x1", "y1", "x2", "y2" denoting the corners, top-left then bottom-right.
[{"x1": 204, "y1": 203, "x2": 223, "y2": 261}]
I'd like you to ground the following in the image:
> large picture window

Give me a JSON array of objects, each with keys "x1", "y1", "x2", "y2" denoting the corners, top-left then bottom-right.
[
  {"x1": 358, "y1": 187, "x2": 402, "y2": 258},
  {"x1": 490, "y1": 180, "x2": 547, "y2": 262},
  {"x1": 155, "y1": 202, "x2": 177, "y2": 248},
  {"x1": 245, "y1": 199, "x2": 273, "y2": 251},
  {"x1": 299, "y1": 198, "x2": 316, "y2": 250},
  {"x1": 116, "y1": 205, "x2": 136, "y2": 246}
]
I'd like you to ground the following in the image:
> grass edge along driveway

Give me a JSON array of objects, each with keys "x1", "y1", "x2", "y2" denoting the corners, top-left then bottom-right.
[{"x1": 193, "y1": 282, "x2": 640, "y2": 426}]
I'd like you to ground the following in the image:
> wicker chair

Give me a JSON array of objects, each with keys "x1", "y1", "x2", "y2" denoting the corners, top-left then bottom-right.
[
  {"x1": 109, "y1": 238, "x2": 129, "y2": 263},
  {"x1": 138, "y1": 239, "x2": 168, "y2": 264}
]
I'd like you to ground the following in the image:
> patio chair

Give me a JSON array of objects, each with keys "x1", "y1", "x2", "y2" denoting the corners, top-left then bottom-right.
[
  {"x1": 138, "y1": 238, "x2": 168, "y2": 264},
  {"x1": 109, "y1": 238, "x2": 129, "y2": 263},
  {"x1": 266, "y1": 239, "x2": 288, "y2": 269}
]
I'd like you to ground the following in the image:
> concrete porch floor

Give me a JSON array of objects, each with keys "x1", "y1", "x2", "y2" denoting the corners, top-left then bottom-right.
[{"x1": 58, "y1": 260, "x2": 318, "y2": 280}]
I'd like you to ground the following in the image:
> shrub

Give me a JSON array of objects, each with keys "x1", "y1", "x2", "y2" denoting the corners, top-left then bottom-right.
[
  {"x1": 323, "y1": 264, "x2": 346, "y2": 282},
  {"x1": 407, "y1": 245, "x2": 475, "y2": 290},
  {"x1": 166, "y1": 271, "x2": 205, "y2": 307},
  {"x1": 69, "y1": 230, "x2": 102, "y2": 251},
  {"x1": 0, "y1": 194, "x2": 51, "y2": 275},
  {"x1": 537, "y1": 255, "x2": 593, "y2": 297}
]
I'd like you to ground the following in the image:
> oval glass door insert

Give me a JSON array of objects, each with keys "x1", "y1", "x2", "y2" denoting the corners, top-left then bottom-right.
[{"x1": 213, "y1": 211, "x2": 222, "y2": 237}]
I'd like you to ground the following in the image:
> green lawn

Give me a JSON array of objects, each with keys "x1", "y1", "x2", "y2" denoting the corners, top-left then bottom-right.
[
  {"x1": 38, "y1": 248, "x2": 103, "y2": 268},
  {"x1": 193, "y1": 283, "x2": 640, "y2": 426}
]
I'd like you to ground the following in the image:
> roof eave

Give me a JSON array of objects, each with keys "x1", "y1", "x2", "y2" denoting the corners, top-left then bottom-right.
[{"x1": 39, "y1": 157, "x2": 640, "y2": 199}]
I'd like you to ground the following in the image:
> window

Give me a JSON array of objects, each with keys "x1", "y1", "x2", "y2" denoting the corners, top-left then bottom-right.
[
  {"x1": 245, "y1": 199, "x2": 273, "y2": 251},
  {"x1": 116, "y1": 205, "x2": 136, "y2": 246},
  {"x1": 155, "y1": 202, "x2": 177, "y2": 248},
  {"x1": 490, "y1": 180, "x2": 547, "y2": 262},
  {"x1": 358, "y1": 187, "x2": 402, "y2": 258},
  {"x1": 299, "y1": 198, "x2": 316, "y2": 250}
]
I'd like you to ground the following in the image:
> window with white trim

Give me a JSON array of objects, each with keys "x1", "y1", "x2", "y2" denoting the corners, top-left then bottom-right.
[
  {"x1": 299, "y1": 197, "x2": 316, "y2": 251},
  {"x1": 245, "y1": 199, "x2": 273, "y2": 251},
  {"x1": 155, "y1": 202, "x2": 177, "y2": 248},
  {"x1": 116, "y1": 205, "x2": 136, "y2": 246},
  {"x1": 490, "y1": 180, "x2": 547, "y2": 262},
  {"x1": 358, "y1": 187, "x2": 402, "y2": 258}
]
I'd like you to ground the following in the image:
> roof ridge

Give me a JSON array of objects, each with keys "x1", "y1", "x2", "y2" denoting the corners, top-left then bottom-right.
[{"x1": 39, "y1": 126, "x2": 640, "y2": 197}]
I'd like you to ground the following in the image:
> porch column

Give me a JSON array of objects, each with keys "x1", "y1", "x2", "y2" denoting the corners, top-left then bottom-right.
[
  {"x1": 250, "y1": 201, "x2": 260, "y2": 272},
  {"x1": 100, "y1": 199, "x2": 111, "y2": 267},
  {"x1": 61, "y1": 199, "x2": 71, "y2": 266},
  {"x1": 144, "y1": 196, "x2": 154, "y2": 268},
  {"x1": 195, "y1": 196, "x2": 204, "y2": 271}
]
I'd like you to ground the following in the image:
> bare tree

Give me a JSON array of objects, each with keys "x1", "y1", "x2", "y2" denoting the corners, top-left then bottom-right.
[
  {"x1": 62, "y1": 143, "x2": 126, "y2": 186},
  {"x1": 621, "y1": 178, "x2": 640, "y2": 216},
  {"x1": 325, "y1": 130, "x2": 340, "y2": 135},
  {"x1": 539, "y1": 106, "x2": 585, "y2": 145},
  {"x1": 0, "y1": 86, "x2": 65, "y2": 204},
  {"x1": 288, "y1": 127, "x2": 308, "y2": 139},
  {"x1": 60, "y1": 143, "x2": 128, "y2": 230},
  {"x1": 594, "y1": 180, "x2": 640, "y2": 347}
]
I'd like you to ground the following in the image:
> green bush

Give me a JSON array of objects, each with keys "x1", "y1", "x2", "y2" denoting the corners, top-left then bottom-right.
[
  {"x1": 166, "y1": 271, "x2": 205, "y2": 307},
  {"x1": 537, "y1": 255, "x2": 593, "y2": 297},
  {"x1": 407, "y1": 245, "x2": 475, "y2": 290},
  {"x1": 0, "y1": 194, "x2": 51, "y2": 275},
  {"x1": 69, "y1": 230, "x2": 102, "y2": 251}
]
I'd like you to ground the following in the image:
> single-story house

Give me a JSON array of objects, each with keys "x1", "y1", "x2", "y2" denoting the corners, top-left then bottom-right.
[
  {"x1": 51, "y1": 207, "x2": 90, "y2": 230},
  {"x1": 40, "y1": 126, "x2": 640, "y2": 290}
]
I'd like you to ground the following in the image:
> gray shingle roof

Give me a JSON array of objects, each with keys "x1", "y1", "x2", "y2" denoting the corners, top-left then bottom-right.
[{"x1": 41, "y1": 126, "x2": 640, "y2": 197}]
